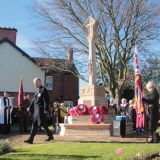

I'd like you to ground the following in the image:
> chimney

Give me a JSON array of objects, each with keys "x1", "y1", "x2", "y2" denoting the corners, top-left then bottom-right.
[
  {"x1": 67, "y1": 48, "x2": 73, "y2": 61},
  {"x1": 0, "y1": 27, "x2": 17, "y2": 44}
]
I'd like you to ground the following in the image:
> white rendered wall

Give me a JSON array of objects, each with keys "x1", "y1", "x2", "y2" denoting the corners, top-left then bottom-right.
[{"x1": 0, "y1": 42, "x2": 45, "y2": 92}]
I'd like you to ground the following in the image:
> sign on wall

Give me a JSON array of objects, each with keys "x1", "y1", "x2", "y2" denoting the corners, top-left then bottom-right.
[{"x1": 45, "y1": 76, "x2": 53, "y2": 90}]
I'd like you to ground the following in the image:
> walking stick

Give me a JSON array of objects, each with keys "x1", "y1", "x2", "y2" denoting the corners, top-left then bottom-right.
[{"x1": 143, "y1": 103, "x2": 148, "y2": 143}]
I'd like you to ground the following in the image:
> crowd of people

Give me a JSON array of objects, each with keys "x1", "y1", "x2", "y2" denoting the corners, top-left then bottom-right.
[
  {"x1": 109, "y1": 81, "x2": 160, "y2": 142},
  {"x1": 0, "y1": 79, "x2": 159, "y2": 143},
  {"x1": 18, "y1": 95, "x2": 69, "y2": 134},
  {"x1": 109, "y1": 98, "x2": 137, "y2": 131},
  {"x1": 0, "y1": 78, "x2": 70, "y2": 144}
]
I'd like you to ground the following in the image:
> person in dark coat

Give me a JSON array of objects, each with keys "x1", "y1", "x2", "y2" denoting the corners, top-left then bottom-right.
[
  {"x1": 143, "y1": 81, "x2": 159, "y2": 142},
  {"x1": 24, "y1": 78, "x2": 53, "y2": 144},
  {"x1": 19, "y1": 93, "x2": 30, "y2": 133}
]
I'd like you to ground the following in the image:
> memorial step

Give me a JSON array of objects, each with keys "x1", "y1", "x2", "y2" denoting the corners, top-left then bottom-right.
[
  {"x1": 57, "y1": 123, "x2": 133, "y2": 137},
  {"x1": 58, "y1": 124, "x2": 111, "y2": 136}
]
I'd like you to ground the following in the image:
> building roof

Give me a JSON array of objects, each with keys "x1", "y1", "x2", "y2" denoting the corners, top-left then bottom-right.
[
  {"x1": 0, "y1": 27, "x2": 17, "y2": 32},
  {"x1": 34, "y1": 57, "x2": 77, "y2": 73},
  {"x1": 0, "y1": 38, "x2": 37, "y2": 65},
  {"x1": 0, "y1": 38, "x2": 77, "y2": 74}
]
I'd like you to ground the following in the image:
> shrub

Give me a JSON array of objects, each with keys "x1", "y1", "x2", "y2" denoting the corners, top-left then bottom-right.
[{"x1": 0, "y1": 139, "x2": 13, "y2": 154}]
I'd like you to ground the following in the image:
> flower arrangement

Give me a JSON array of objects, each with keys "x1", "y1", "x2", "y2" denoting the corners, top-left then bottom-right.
[
  {"x1": 91, "y1": 113, "x2": 103, "y2": 124},
  {"x1": 68, "y1": 104, "x2": 108, "y2": 124},
  {"x1": 88, "y1": 106, "x2": 99, "y2": 115},
  {"x1": 76, "y1": 104, "x2": 88, "y2": 115},
  {"x1": 68, "y1": 107, "x2": 78, "y2": 116}
]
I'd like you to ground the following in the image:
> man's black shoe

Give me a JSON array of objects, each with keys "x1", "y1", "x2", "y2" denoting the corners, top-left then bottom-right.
[
  {"x1": 24, "y1": 139, "x2": 33, "y2": 144},
  {"x1": 45, "y1": 136, "x2": 54, "y2": 141}
]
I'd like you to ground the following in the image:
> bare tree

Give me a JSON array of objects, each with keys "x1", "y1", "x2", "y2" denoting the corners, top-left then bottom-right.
[
  {"x1": 33, "y1": 0, "x2": 160, "y2": 103},
  {"x1": 142, "y1": 55, "x2": 160, "y2": 89}
]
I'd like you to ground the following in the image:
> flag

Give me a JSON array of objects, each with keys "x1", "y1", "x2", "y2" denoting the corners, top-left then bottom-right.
[
  {"x1": 18, "y1": 77, "x2": 24, "y2": 107},
  {"x1": 134, "y1": 46, "x2": 144, "y2": 128}
]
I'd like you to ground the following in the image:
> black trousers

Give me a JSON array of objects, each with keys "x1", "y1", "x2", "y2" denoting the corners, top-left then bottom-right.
[
  {"x1": 132, "y1": 110, "x2": 136, "y2": 131},
  {"x1": 29, "y1": 108, "x2": 52, "y2": 141},
  {"x1": 150, "y1": 117, "x2": 158, "y2": 138},
  {"x1": 19, "y1": 111, "x2": 29, "y2": 132}
]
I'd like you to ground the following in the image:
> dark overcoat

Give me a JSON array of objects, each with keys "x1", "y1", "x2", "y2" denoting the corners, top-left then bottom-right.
[
  {"x1": 143, "y1": 88, "x2": 159, "y2": 134},
  {"x1": 30, "y1": 86, "x2": 50, "y2": 126}
]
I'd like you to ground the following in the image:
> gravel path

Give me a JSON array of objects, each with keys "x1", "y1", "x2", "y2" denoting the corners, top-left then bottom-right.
[{"x1": 0, "y1": 132, "x2": 150, "y2": 147}]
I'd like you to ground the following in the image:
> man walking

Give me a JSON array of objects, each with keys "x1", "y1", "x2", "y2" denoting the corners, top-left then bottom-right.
[{"x1": 24, "y1": 78, "x2": 53, "y2": 144}]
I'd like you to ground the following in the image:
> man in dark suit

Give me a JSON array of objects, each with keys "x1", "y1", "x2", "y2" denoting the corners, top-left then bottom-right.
[
  {"x1": 24, "y1": 78, "x2": 53, "y2": 144},
  {"x1": 143, "y1": 81, "x2": 159, "y2": 142}
]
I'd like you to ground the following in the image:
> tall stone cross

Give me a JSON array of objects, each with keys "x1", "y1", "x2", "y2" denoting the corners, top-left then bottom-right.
[{"x1": 85, "y1": 16, "x2": 98, "y2": 85}]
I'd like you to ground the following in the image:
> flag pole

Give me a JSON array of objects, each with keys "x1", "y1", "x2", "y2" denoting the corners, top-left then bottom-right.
[
  {"x1": 134, "y1": 46, "x2": 148, "y2": 143},
  {"x1": 139, "y1": 58, "x2": 148, "y2": 143},
  {"x1": 143, "y1": 96, "x2": 148, "y2": 143}
]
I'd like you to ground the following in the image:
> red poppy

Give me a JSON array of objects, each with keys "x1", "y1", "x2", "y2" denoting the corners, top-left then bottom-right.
[
  {"x1": 76, "y1": 104, "x2": 88, "y2": 115},
  {"x1": 91, "y1": 114, "x2": 103, "y2": 124}
]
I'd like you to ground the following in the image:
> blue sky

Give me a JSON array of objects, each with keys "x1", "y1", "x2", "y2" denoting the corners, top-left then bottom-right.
[
  {"x1": 0, "y1": 0, "x2": 41, "y2": 56},
  {"x1": 0, "y1": 0, "x2": 159, "y2": 88},
  {"x1": 0, "y1": 0, "x2": 88, "y2": 87}
]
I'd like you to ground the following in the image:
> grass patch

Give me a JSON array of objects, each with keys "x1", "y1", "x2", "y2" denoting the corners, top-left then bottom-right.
[
  {"x1": 0, "y1": 142, "x2": 160, "y2": 160},
  {"x1": 0, "y1": 139, "x2": 13, "y2": 155}
]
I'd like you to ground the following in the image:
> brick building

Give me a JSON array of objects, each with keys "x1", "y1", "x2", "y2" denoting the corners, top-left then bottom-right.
[
  {"x1": 35, "y1": 55, "x2": 79, "y2": 105},
  {"x1": 0, "y1": 27, "x2": 79, "y2": 106}
]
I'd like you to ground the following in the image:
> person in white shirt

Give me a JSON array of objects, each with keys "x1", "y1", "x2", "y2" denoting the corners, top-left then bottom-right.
[{"x1": 0, "y1": 92, "x2": 13, "y2": 133}]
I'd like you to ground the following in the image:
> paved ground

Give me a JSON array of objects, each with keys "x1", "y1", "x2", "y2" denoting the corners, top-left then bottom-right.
[{"x1": 0, "y1": 132, "x2": 151, "y2": 147}]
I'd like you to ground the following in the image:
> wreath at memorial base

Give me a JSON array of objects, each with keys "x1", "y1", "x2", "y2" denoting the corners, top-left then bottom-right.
[
  {"x1": 68, "y1": 107, "x2": 78, "y2": 116},
  {"x1": 76, "y1": 104, "x2": 88, "y2": 115},
  {"x1": 88, "y1": 105, "x2": 99, "y2": 115},
  {"x1": 99, "y1": 105, "x2": 108, "y2": 115},
  {"x1": 91, "y1": 113, "x2": 103, "y2": 124}
]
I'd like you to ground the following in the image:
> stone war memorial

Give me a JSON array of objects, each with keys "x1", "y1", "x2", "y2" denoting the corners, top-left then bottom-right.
[
  {"x1": 58, "y1": 17, "x2": 115, "y2": 136},
  {"x1": 78, "y1": 16, "x2": 106, "y2": 106},
  {"x1": 58, "y1": 16, "x2": 133, "y2": 137}
]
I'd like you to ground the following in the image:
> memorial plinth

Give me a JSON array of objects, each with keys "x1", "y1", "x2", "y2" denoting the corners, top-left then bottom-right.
[
  {"x1": 58, "y1": 115, "x2": 114, "y2": 136},
  {"x1": 67, "y1": 115, "x2": 115, "y2": 124},
  {"x1": 57, "y1": 115, "x2": 133, "y2": 137},
  {"x1": 78, "y1": 84, "x2": 106, "y2": 106},
  {"x1": 58, "y1": 123, "x2": 111, "y2": 136}
]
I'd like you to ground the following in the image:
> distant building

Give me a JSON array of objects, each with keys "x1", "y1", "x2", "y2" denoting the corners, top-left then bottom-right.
[
  {"x1": 0, "y1": 27, "x2": 79, "y2": 106},
  {"x1": 34, "y1": 55, "x2": 79, "y2": 105}
]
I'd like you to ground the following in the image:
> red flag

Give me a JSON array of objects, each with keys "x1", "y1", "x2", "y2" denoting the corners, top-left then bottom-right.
[
  {"x1": 134, "y1": 46, "x2": 144, "y2": 128},
  {"x1": 18, "y1": 77, "x2": 24, "y2": 107}
]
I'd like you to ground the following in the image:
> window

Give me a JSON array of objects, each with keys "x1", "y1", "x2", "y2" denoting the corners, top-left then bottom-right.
[{"x1": 45, "y1": 76, "x2": 53, "y2": 90}]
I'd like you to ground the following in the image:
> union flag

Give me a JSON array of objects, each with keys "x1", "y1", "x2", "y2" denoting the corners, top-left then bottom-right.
[{"x1": 134, "y1": 46, "x2": 144, "y2": 128}]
